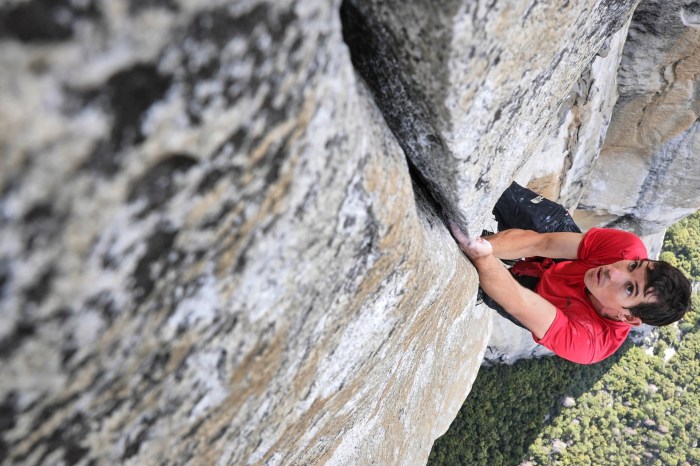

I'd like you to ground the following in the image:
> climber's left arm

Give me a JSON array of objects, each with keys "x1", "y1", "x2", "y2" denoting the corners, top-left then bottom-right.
[{"x1": 449, "y1": 223, "x2": 557, "y2": 339}]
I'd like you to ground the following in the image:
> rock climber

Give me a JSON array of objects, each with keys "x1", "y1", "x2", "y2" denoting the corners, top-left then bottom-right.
[{"x1": 449, "y1": 183, "x2": 691, "y2": 364}]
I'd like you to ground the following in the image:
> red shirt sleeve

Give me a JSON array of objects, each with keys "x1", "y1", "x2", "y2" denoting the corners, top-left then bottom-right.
[
  {"x1": 577, "y1": 227, "x2": 648, "y2": 266},
  {"x1": 534, "y1": 308, "x2": 605, "y2": 364}
]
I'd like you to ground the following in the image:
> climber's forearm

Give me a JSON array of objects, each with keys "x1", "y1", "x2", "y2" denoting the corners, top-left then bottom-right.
[
  {"x1": 470, "y1": 254, "x2": 556, "y2": 339},
  {"x1": 448, "y1": 222, "x2": 557, "y2": 339},
  {"x1": 486, "y1": 229, "x2": 583, "y2": 260}
]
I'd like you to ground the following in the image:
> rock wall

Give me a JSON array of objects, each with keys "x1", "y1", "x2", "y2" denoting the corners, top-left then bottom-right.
[
  {"x1": 517, "y1": 22, "x2": 631, "y2": 210},
  {"x1": 341, "y1": 0, "x2": 639, "y2": 237},
  {"x1": 0, "y1": 0, "x2": 678, "y2": 465},
  {"x1": 575, "y1": 0, "x2": 700, "y2": 235},
  {"x1": 0, "y1": 1, "x2": 485, "y2": 465}
]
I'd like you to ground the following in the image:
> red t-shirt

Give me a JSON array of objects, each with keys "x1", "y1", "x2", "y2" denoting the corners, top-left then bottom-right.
[{"x1": 512, "y1": 228, "x2": 648, "y2": 364}]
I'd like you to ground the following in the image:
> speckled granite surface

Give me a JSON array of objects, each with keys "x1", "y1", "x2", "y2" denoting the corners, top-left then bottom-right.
[
  {"x1": 0, "y1": 1, "x2": 485, "y2": 464},
  {"x1": 576, "y1": 0, "x2": 700, "y2": 234},
  {"x1": 0, "y1": 0, "x2": 674, "y2": 464}
]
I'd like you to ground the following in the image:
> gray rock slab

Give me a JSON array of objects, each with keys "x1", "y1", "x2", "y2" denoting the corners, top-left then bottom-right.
[
  {"x1": 0, "y1": 1, "x2": 487, "y2": 465},
  {"x1": 518, "y1": 21, "x2": 632, "y2": 211},
  {"x1": 2, "y1": 0, "x2": 688, "y2": 463},
  {"x1": 342, "y1": 0, "x2": 639, "y2": 237},
  {"x1": 576, "y1": 0, "x2": 700, "y2": 235}
]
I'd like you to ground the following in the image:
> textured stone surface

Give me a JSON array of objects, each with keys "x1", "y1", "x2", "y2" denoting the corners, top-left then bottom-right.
[
  {"x1": 1, "y1": 0, "x2": 688, "y2": 464},
  {"x1": 0, "y1": 1, "x2": 487, "y2": 465},
  {"x1": 518, "y1": 21, "x2": 632, "y2": 210},
  {"x1": 482, "y1": 304, "x2": 554, "y2": 366},
  {"x1": 575, "y1": 0, "x2": 700, "y2": 235},
  {"x1": 342, "y1": 0, "x2": 639, "y2": 237}
]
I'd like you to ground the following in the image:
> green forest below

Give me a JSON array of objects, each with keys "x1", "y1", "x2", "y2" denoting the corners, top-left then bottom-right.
[
  {"x1": 429, "y1": 212, "x2": 700, "y2": 466},
  {"x1": 660, "y1": 212, "x2": 700, "y2": 281}
]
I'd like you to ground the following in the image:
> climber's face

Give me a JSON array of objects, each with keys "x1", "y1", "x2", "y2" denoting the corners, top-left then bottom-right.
[{"x1": 584, "y1": 259, "x2": 655, "y2": 325}]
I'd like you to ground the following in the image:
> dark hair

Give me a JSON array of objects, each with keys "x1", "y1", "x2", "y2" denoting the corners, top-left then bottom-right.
[{"x1": 629, "y1": 260, "x2": 692, "y2": 326}]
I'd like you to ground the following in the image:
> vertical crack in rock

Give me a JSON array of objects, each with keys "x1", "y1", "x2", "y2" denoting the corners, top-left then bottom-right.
[{"x1": 339, "y1": 0, "x2": 455, "y2": 222}]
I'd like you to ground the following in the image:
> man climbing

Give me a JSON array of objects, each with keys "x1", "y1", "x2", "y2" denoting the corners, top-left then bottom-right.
[{"x1": 449, "y1": 183, "x2": 691, "y2": 364}]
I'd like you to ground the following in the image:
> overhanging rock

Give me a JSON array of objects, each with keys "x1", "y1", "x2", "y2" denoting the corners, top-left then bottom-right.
[{"x1": 341, "y1": 0, "x2": 639, "y2": 237}]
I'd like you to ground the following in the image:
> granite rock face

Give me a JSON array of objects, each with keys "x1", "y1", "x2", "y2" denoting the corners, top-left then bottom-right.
[
  {"x1": 341, "y1": 0, "x2": 639, "y2": 237},
  {"x1": 0, "y1": 0, "x2": 676, "y2": 465},
  {"x1": 520, "y1": 22, "x2": 631, "y2": 210},
  {"x1": 575, "y1": 0, "x2": 700, "y2": 235},
  {"x1": 341, "y1": 0, "x2": 642, "y2": 369},
  {"x1": 1, "y1": 1, "x2": 485, "y2": 465}
]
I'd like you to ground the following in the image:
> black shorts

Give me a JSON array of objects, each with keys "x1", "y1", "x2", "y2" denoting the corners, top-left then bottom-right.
[{"x1": 493, "y1": 182, "x2": 581, "y2": 234}]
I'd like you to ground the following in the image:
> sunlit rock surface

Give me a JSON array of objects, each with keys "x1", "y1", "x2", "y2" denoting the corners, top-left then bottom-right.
[
  {"x1": 575, "y1": 0, "x2": 700, "y2": 235},
  {"x1": 341, "y1": 0, "x2": 638, "y2": 237},
  {"x1": 482, "y1": 303, "x2": 554, "y2": 366},
  {"x1": 518, "y1": 22, "x2": 631, "y2": 210},
  {"x1": 0, "y1": 0, "x2": 681, "y2": 464},
  {"x1": 0, "y1": 1, "x2": 485, "y2": 464}
]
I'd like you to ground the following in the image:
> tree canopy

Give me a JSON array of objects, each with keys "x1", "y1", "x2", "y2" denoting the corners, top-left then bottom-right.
[
  {"x1": 660, "y1": 210, "x2": 700, "y2": 281},
  {"x1": 430, "y1": 300, "x2": 700, "y2": 466}
]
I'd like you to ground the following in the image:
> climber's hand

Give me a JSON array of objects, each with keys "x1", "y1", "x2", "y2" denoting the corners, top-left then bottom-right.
[
  {"x1": 448, "y1": 221, "x2": 493, "y2": 259},
  {"x1": 461, "y1": 237, "x2": 494, "y2": 260}
]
